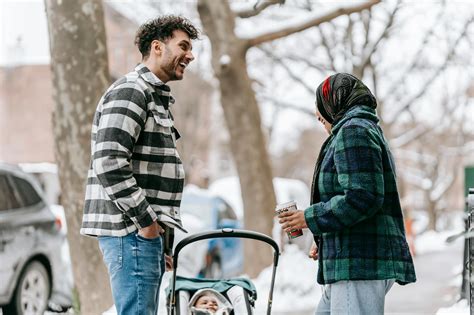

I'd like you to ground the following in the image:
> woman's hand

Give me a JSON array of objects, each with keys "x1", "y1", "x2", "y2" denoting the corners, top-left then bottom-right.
[
  {"x1": 309, "y1": 243, "x2": 318, "y2": 260},
  {"x1": 277, "y1": 210, "x2": 308, "y2": 233}
]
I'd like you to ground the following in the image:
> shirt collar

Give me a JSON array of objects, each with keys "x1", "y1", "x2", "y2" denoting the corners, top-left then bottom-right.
[{"x1": 134, "y1": 63, "x2": 175, "y2": 107}]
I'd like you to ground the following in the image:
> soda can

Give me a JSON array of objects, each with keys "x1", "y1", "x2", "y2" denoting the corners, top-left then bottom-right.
[{"x1": 275, "y1": 200, "x2": 303, "y2": 239}]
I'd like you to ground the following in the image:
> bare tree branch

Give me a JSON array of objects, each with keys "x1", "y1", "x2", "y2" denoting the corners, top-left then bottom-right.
[
  {"x1": 361, "y1": 7, "x2": 372, "y2": 53},
  {"x1": 353, "y1": 0, "x2": 400, "y2": 78},
  {"x1": 317, "y1": 23, "x2": 338, "y2": 72},
  {"x1": 245, "y1": 0, "x2": 381, "y2": 47},
  {"x1": 234, "y1": 0, "x2": 285, "y2": 18},
  {"x1": 388, "y1": 17, "x2": 473, "y2": 125},
  {"x1": 384, "y1": 7, "x2": 445, "y2": 99},
  {"x1": 260, "y1": 95, "x2": 315, "y2": 117},
  {"x1": 258, "y1": 46, "x2": 314, "y2": 95},
  {"x1": 282, "y1": 53, "x2": 332, "y2": 73},
  {"x1": 343, "y1": 15, "x2": 355, "y2": 73}
]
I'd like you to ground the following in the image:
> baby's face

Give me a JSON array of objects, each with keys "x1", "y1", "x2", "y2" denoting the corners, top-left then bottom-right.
[{"x1": 195, "y1": 295, "x2": 218, "y2": 313}]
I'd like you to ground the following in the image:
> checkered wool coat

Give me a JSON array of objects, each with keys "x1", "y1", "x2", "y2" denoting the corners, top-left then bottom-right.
[{"x1": 304, "y1": 105, "x2": 416, "y2": 285}]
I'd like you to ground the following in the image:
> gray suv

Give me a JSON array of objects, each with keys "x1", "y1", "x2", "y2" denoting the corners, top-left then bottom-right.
[{"x1": 0, "y1": 163, "x2": 73, "y2": 314}]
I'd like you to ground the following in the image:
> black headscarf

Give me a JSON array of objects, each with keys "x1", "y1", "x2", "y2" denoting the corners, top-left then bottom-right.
[{"x1": 315, "y1": 73, "x2": 377, "y2": 125}]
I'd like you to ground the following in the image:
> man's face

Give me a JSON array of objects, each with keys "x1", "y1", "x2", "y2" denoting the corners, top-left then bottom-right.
[
  {"x1": 159, "y1": 30, "x2": 194, "y2": 82},
  {"x1": 195, "y1": 295, "x2": 218, "y2": 313}
]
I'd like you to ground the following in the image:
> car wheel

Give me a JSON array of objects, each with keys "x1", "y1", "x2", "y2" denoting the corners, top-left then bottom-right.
[{"x1": 4, "y1": 261, "x2": 51, "y2": 315}]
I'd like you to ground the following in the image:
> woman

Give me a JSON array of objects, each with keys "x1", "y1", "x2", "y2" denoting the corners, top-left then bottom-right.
[{"x1": 278, "y1": 73, "x2": 416, "y2": 314}]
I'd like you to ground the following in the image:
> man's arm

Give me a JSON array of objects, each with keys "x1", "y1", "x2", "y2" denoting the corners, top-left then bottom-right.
[
  {"x1": 304, "y1": 124, "x2": 385, "y2": 235},
  {"x1": 92, "y1": 81, "x2": 158, "y2": 230}
]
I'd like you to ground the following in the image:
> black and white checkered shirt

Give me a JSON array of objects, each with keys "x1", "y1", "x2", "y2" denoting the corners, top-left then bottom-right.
[{"x1": 81, "y1": 64, "x2": 185, "y2": 237}]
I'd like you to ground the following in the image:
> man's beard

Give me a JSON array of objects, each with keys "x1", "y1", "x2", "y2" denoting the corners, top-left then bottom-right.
[
  {"x1": 162, "y1": 48, "x2": 183, "y2": 81},
  {"x1": 163, "y1": 59, "x2": 181, "y2": 81}
]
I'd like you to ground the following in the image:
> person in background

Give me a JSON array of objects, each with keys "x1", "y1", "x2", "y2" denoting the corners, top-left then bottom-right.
[
  {"x1": 278, "y1": 73, "x2": 416, "y2": 314},
  {"x1": 81, "y1": 15, "x2": 199, "y2": 315}
]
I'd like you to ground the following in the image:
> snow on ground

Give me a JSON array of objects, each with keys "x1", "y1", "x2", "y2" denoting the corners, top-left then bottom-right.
[
  {"x1": 436, "y1": 299, "x2": 469, "y2": 315},
  {"x1": 414, "y1": 229, "x2": 464, "y2": 255},
  {"x1": 253, "y1": 244, "x2": 320, "y2": 314}
]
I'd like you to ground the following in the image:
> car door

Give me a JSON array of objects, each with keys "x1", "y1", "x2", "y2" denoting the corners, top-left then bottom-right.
[
  {"x1": 0, "y1": 172, "x2": 24, "y2": 300},
  {"x1": 0, "y1": 171, "x2": 52, "y2": 302}
]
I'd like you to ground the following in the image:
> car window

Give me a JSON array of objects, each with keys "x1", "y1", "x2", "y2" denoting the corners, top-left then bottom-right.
[
  {"x1": 0, "y1": 174, "x2": 22, "y2": 210},
  {"x1": 10, "y1": 175, "x2": 42, "y2": 208}
]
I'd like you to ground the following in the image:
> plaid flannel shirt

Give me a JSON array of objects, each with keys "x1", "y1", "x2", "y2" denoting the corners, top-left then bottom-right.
[
  {"x1": 81, "y1": 64, "x2": 185, "y2": 237},
  {"x1": 304, "y1": 106, "x2": 416, "y2": 285}
]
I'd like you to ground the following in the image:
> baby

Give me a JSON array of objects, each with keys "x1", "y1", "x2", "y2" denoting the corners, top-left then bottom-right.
[{"x1": 189, "y1": 289, "x2": 232, "y2": 315}]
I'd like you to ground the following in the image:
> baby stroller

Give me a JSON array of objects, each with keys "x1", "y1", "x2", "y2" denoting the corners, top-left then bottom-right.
[{"x1": 167, "y1": 228, "x2": 280, "y2": 315}]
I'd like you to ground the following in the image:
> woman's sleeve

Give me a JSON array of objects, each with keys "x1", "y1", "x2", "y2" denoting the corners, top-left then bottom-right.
[{"x1": 304, "y1": 124, "x2": 384, "y2": 235}]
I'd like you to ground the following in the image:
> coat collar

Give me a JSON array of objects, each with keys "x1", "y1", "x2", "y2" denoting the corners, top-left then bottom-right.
[
  {"x1": 331, "y1": 105, "x2": 379, "y2": 135},
  {"x1": 135, "y1": 63, "x2": 175, "y2": 108}
]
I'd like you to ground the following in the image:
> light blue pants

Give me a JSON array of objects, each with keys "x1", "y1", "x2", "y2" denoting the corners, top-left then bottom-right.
[
  {"x1": 315, "y1": 279, "x2": 395, "y2": 315},
  {"x1": 98, "y1": 232, "x2": 165, "y2": 315}
]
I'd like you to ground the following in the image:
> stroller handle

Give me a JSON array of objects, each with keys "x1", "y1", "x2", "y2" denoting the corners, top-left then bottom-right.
[
  {"x1": 173, "y1": 228, "x2": 280, "y2": 269},
  {"x1": 169, "y1": 229, "x2": 280, "y2": 315}
]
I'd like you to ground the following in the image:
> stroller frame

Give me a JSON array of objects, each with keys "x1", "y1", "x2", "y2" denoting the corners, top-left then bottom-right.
[{"x1": 168, "y1": 228, "x2": 280, "y2": 315}]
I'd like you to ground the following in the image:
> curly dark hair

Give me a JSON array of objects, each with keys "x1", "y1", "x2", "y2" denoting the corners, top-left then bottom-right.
[{"x1": 135, "y1": 15, "x2": 199, "y2": 59}]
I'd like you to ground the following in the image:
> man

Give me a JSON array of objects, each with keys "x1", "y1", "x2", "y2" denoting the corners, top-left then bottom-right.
[
  {"x1": 81, "y1": 15, "x2": 199, "y2": 315},
  {"x1": 278, "y1": 73, "x2": 416, "y2": 314}
]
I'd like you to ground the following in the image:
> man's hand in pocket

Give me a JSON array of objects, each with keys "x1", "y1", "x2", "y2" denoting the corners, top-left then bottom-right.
[{"x1": 138, "y1": 221, "x2": 164, "y2": 239}]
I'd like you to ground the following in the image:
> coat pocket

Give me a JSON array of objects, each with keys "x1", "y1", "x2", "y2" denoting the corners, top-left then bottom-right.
[{"x1": 151, "y1": 110, "x2": 173, "y2": 128}]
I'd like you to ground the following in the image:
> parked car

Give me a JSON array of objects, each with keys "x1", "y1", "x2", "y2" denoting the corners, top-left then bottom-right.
[
  {"x1": 178, "y1": 185, "x2": 243, "y2": 279},
  {"x1": 0, "y1": 163, "x2": 73, "y2": 314}
]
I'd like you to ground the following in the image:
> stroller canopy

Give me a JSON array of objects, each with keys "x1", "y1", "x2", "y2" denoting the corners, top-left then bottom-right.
[{"x1": 167, "y1": 276, "x2": 257, "y2": 301}]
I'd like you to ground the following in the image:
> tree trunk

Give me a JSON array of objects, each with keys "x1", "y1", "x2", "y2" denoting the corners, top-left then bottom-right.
[
  {"x1": 198, "y1": 0, "x2": 277, "y2": 277},
  {"x1": 44, "y1": 0, "x2": 113, "y2": 313},
  {"x1": 426, "y1": 195, "x2": 438, "y2": 232}
]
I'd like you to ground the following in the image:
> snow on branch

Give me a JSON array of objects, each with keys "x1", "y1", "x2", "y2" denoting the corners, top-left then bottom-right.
[
  {"x1": 244, "y1": 0, "x2": 381, "y2": 47},
  {"x1": 389, "y1": 124, "x2": 431, "y2": 148},
  {"x1": 430, "y1": 172, "x2": 455, "y2": 202},
  {"x1": 393, "y1": 148, "x2": 437, "y2": 166},
  {"x1": 233, "y1": 0, "x2": 285, "y2": 19},
  {"x1": 398, "y1": 166, "x2": 432, "y2": 190},
  {"x1": 441, "y1": 141, "x2": 474, "y2": 156}
]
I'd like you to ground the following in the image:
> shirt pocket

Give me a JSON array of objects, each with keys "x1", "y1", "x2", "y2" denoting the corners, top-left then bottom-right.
[
  {"x1": 148, "y1": 109, "x2": 175, "y2": 147},
  {"x1": 151, "y1": 109, "x2": 173, "y2": 128}
]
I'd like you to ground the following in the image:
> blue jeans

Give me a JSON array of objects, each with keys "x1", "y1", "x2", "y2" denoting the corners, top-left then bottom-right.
[
  {"x1": 98, "y1": 232, "x2": 165, "y2": 315},
  {"x1": 315, "y1": 279, "x2": 395, "y2": 315}
]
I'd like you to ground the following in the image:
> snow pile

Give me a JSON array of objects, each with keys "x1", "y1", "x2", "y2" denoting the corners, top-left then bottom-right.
[
  {"x1": 253, "y1": 244, "x2": 320, "y2": 314},
  {"x1": 436, "y1": 299, "x2": 469, "y2": 315},
  {"x1": 415, "y1": 229, "x2": 464, "y2": 255}
]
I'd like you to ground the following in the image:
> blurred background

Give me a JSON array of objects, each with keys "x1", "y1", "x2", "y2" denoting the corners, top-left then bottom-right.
[{"x1": 0, "y1": 0, "x2": 473, "y2": 314}]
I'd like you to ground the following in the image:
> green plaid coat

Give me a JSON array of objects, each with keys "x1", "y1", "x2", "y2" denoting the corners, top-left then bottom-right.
[{"x1": 304, "y1": 106, "x2": 416, "y2": 285}]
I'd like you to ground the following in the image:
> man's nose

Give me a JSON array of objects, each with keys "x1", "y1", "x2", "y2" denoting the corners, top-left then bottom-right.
[{"x1": 186, "y1": 50, "x2": 195, "y2": 62}]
